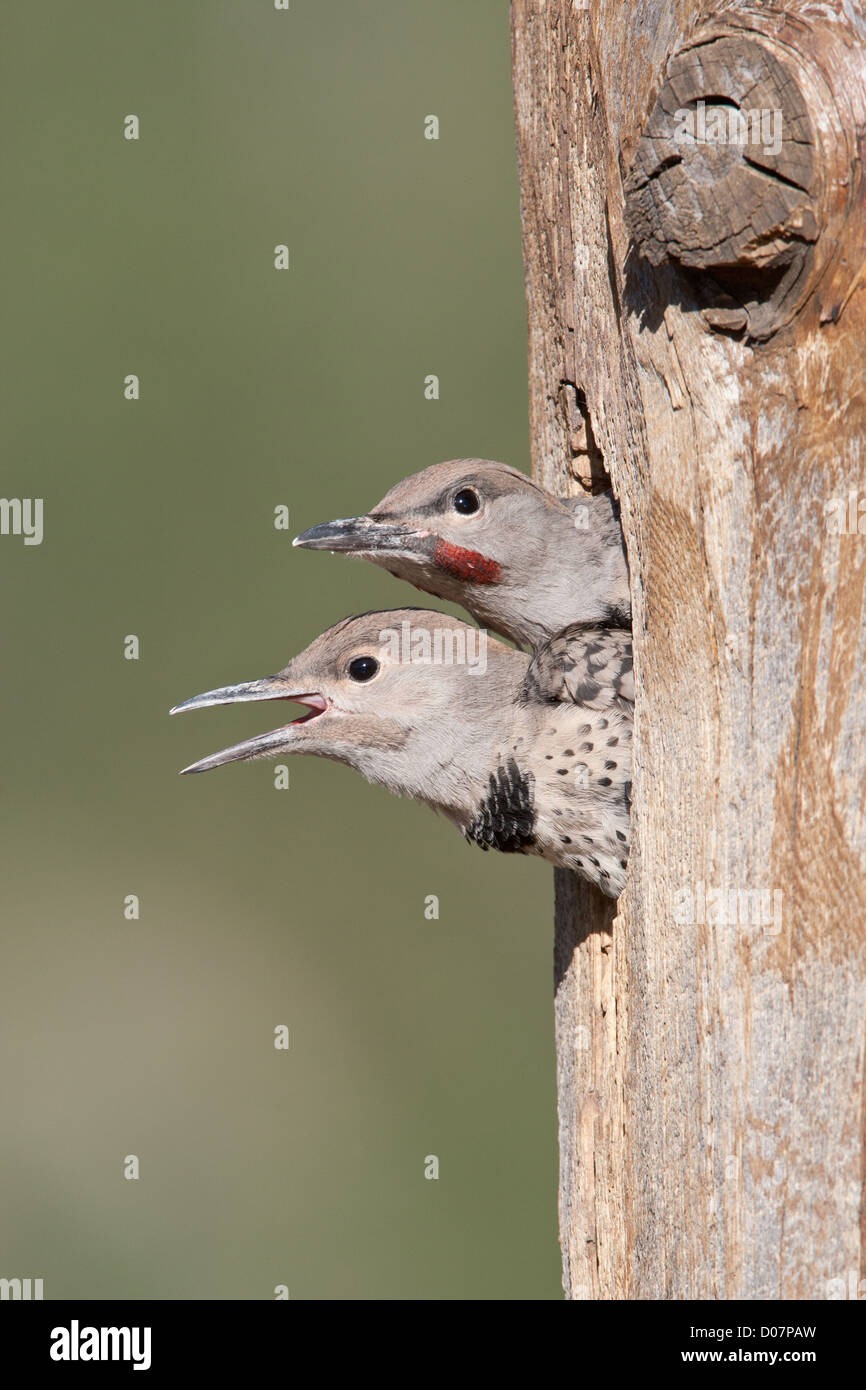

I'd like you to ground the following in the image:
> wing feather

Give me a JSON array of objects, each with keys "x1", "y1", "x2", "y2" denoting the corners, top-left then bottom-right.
[{"x1": 523, "y1": 622, "x2": 633, "y2": 710}]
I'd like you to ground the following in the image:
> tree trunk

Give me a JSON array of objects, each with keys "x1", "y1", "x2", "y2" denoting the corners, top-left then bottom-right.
[{"x1": 511, "y1": 0, "x2": 866, "y2": 1300}]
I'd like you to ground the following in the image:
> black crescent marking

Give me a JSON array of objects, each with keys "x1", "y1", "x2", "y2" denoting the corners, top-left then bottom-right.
[{"x1": 466, "y1": 758, "x2": 536, "y2": 855}]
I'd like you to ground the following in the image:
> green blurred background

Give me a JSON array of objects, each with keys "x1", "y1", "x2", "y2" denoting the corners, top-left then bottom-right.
[{"x1": 0, "y1": 1, "x2": 560, "y2": 1299}]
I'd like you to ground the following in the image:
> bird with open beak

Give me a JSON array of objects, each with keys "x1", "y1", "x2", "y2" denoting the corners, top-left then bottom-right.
[
  {"x1": 293, "y1": 459, "x2": 630, "y2": 651},
  {"x1": 171, "y1": 608, "x2": 632, "y2": 897}
]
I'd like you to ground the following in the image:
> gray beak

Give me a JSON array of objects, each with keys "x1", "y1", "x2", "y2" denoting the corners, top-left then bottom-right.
[
  {"x1": 292, "y1": 515, "x2": 427, "y2": 554},
  {"x1": 170, "y1": 676, "x2": 328, "y2": 774}
]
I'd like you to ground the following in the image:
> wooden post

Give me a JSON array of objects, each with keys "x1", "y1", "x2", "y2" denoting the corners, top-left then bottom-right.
[{"x1": 511, "y1": 0, "x2": 866, "y2": 1299}]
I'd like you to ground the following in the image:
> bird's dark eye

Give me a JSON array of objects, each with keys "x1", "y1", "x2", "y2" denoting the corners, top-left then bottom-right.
[
  {"x1": 347, "y1": 655, "x2": 379, "y2": 682},
  {"x1": 453, "y1": 487, "x2": 480, "y2": 515}
]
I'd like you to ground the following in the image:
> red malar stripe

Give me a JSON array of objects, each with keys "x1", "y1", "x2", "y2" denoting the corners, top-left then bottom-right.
[{"x1": 432, "y1": 540, "x2": 502, "y2": 584}]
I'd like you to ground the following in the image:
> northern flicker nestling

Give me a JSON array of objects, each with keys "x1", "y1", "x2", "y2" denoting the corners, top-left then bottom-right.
[
  {"x1": 171, "y1": 609, "x2": 632, "y2": 897},
  {"x1": 292, "y1": 459, "x2": 630, "y2": 650}
]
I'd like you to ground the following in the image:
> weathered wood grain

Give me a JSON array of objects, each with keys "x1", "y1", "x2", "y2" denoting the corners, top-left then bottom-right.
[{"x1": 512, "y1": 0, "x2": 866, "y2": 1299}]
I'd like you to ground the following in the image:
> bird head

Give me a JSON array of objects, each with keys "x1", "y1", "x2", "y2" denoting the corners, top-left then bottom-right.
[
  {"x1": 292, "y1": 459, "x2": 595, "y2": 646},
  {"x1": 171, "y1": 608, "x2": 529, "y2": 817}
]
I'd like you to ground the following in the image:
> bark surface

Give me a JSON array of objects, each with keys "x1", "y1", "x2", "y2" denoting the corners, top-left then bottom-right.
[{"x1": 511, "y1": 0, "x2": 866, "y2": 1299}]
